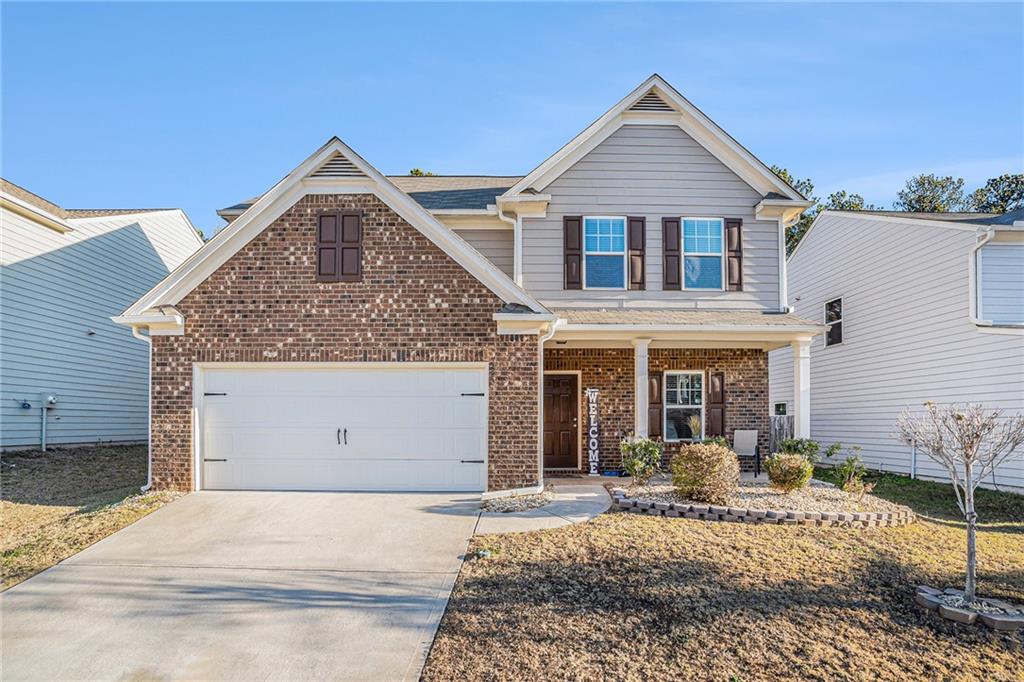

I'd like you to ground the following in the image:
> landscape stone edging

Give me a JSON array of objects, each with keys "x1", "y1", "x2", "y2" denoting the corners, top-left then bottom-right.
[
  {"x1": 915, "y1": 586, "x2": 1024, "y2": 632},
  {"x1": 610, "y1": 489, "x2": 916, "y2": 528}
]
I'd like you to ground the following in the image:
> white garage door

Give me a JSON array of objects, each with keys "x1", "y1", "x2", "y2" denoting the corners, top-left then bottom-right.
[{"x1": 199, "y1": 365, "x2": 488, "y2": 492}]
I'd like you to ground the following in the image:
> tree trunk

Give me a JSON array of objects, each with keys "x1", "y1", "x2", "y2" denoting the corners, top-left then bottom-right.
[{"x1": 964, "y1": 472, "x2": 977, "y2": 602}]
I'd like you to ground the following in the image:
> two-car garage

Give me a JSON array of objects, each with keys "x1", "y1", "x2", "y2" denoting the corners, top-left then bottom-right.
[{"x1": 196, "y1": 364, "x2": 489, "y2": 492}]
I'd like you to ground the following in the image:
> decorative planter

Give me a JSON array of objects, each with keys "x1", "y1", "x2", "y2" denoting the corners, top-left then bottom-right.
[
  {"x1": 610, "y1": 489, "x2": 915, "y2": 528},
  {"x1": 916, "y1": 586, "x2": 1024, "y2": 632}
]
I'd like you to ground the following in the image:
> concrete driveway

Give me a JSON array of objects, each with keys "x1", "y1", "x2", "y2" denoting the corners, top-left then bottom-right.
[{"x1": 1, "y1": 491, "x2": 480, "y2": 681}]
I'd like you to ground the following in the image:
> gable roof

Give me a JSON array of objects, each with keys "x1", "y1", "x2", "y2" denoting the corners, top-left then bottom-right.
[
  {"x1": 500, "y1": 74, "x2": 807, "y2": 202},
  {"x1": 120, "y1": 138, "x2": 546, "y2": 323}
]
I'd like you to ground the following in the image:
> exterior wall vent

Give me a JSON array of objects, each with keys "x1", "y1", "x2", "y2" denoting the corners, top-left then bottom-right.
[
  {"x1": 629, "y1": 91, "x2": 674, "y2": 112},
  {"x1": 310, "y1": 153, "x2": 366, "y2": 178}
]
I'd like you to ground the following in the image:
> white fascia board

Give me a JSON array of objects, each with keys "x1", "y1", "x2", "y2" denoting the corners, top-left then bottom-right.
[
  {"x1": 111, "y1": 312, "x2": 184, "y2": 336},
  {"x1": 755, "y1": 199, "x2": 814, "y2": 224},
  {"x1": 1, "y1": 194, "x2": 73, "y2": 233},
  {"x1": 493, "y1": 312, "x2": 559, "y2": 335},
  {"x1": 555, "y1": 323, "x2": 823, "y2": 335},
  {"x1": 501, "y1": 74, "x2": 804, "y2": 201},
  {"x1": 122, "y1": 137, "x2": 547, "y2": 317}
]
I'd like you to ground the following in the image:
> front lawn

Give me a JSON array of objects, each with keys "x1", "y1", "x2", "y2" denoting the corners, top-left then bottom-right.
[
  {"x1": 1, "y1": 444, "x2": 178, "y2": 590},
  {"x1": 424, "y1": 475, "x2": 1023, "y2": 681}
]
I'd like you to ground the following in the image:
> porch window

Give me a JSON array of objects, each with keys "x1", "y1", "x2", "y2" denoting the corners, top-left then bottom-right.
[
  {"x1": 583, "y1": 217, "x2": 627, "y2": 289},
  {"x1": 824, "y1": 297, "x2": 843, "y2": 347},
  {"x1": 683, "y1": 218, "x2": 724, "y2": 290},
  {"x1": 664, "y1": 371, "x2": 704, "y2": 441}
]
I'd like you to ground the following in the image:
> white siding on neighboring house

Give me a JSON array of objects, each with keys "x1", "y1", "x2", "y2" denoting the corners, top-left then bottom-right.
[
  {"x1": 769, "y1": 214, "x2": 1024, "y2": 490},
  {"x1": 521, "y1": 125, "x2": 782, "y2": 310},
  {"x1": 453, "y1": 228, "x2": 513, "y2": 277},
  {"x1": 1, "y1": 208, "x2": 202, "y2": 448},
  {"x1": 978, "y1": 244, "x2": 1024, "y2": 325}
]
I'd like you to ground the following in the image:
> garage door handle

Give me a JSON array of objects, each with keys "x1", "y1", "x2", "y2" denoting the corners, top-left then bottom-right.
[
  {"x1": 204, "y1": 458, "x2": 227, "y2": 462},
  {"x1": 461, "y1": 392, "x2": 485, "y2": 397},
  {"x1": 461, "y1": 459, "x2": 484, "y2": 464}
]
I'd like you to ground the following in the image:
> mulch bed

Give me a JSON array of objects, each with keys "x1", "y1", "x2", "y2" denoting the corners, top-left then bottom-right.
[{"x1": 424, "y1": 507, "x2": 1024, "y2": 681}]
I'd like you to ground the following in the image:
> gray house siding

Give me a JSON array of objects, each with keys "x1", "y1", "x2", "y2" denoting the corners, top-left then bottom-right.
[
  {"x1": 1, "y1": 209, "x2": 201, "y2": 449},
  {"x1": 520, "y1": 124, "x2": 781, "y2": 310},
  {"x1": 454, "y1": 228, "x2": 513, "y2": 277},
  {"x1": 769, "y1": 214, "x2": 1024, "y2": 490}
]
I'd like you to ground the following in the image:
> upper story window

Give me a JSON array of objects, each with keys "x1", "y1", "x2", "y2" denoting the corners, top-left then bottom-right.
[
  {"x1": 583, "y1": 216, "x2": 627, "y2": 289},
  {"x1": 824, "y1": 297, "x2": 843, "y2": 347},
  {"x1": 683, "y1": 218, "x2": 724, "y2": 290},
  {"x1": 664, "y1": 371, "x2": 704, "y2": 441},
  {"x1": 978, "y1": 244, "x2": 1024, "y2": 326}
]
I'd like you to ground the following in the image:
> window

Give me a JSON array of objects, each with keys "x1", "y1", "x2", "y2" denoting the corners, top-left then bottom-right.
[
  {"x1": 683, "y1": 218, "x2": 724, "y2": 290},
  {"x1": 583, "y1": 217, "x2": 627, "y2": 288},
  {"x1": 824, "y1": 297, "x2": 843, "y2": 347},
  {"x1": 774, "y1": 403, "x2": 788, "y2": 416},
  {"x1": 978, "y1": 244, "x2": 1024, "y2": 325},
  {"x1": 664, "y1": 371, "x2": 704, "y2": 441}
]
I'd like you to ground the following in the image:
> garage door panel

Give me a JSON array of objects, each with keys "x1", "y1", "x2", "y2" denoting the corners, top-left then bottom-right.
[{"x1": 200, "y1": 366, "x2": 488, "y2": 492}]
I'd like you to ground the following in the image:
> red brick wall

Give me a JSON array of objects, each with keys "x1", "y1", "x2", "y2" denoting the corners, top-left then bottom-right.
[
  {"x1": 543, "y1": 347, "x2": 769, "y2": 472},
  {"x1": 150, "y1": 193, "x2": 539, "y2": 492}
]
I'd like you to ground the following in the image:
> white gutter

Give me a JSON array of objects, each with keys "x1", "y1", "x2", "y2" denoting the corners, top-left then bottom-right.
[
  {"x1": 969, "y1": 227, "x2": 996, "y2": 326},
  {"x1": 130, "y1": 326, "x2": 154, "y2": 492},
  {"x1": 536, "y1": 319, "x2": 563, "y2": 487},
  {"x1": 494, "y1": 202, "x2": 522, "y2": 286}
]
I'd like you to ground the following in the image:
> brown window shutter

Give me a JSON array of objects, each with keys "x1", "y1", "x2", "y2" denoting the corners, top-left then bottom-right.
[
  {"x1": 316, "y1": 212, "x2": 341, "y2": 281},
  {"x1": 662, "y1": 217, "x2": 680, "y2": 290},
  {"x1": 564, "y1": 216, "x2": 582, "y2": 290},
  {"x1": 725, "y1": 218, "x2": 743, "y2": 291},
  {"x1": 648, "y1": 370, "x2": 663, "y2": 439},
  {"x1": 707, "y1": 371, "x2": 726, "y2": 438},
  {"x1": 339, "y1": 212, "x2": 362, "y2": 282},
  {"x1": 627, "y1": 216, "x2": 646, "y2": 290}
]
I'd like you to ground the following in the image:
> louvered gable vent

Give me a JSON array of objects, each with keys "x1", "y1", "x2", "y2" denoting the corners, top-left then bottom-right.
[
  {"x1": 629, "y1": 91, "x2": 674, "y2": 112},
  {"x1": 310, "y1": 153, "x2": 366, "y2": 178}
]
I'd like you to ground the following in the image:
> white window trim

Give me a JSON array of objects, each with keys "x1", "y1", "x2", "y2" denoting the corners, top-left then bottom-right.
[
  {"x1": 663, "y1": 370, "x2": 705, "y2": 443},
  {"x1": 823, "y1": 296, "x2": 844, "y2": 348},
  {"x1": 977, "y1": 243, "x2": 1024, "y2": 327},
  {"x1": 582, "y1": 215, "x2": 628, "y2": 290},
  {"x1": 680, "y1": 216, "x2": 726, "y2": 291}
]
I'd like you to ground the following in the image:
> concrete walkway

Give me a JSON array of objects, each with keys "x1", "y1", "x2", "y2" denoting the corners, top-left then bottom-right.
[{"x1": 475, "y1": 481, "x2": 611, "y2": 535}]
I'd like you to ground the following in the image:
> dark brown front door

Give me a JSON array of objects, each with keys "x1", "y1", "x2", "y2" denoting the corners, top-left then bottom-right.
[{"x1": 543, "y1": 374, "x2": 578, "y2": 469}]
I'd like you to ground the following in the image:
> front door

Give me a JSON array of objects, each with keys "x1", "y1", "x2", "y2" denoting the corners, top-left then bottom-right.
[{"x1": 543, "y1": 374, "x2": 578, "y2": 469}]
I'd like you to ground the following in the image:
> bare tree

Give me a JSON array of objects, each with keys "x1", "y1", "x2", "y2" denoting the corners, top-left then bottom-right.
[{"x1": 896, "y1": 402, "x2": 1024, "y2": 601}]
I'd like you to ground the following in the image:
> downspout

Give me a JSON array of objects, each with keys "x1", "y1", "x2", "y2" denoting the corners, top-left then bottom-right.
[
  {"x1": 969, "y1": 226, "x2": 996, "y2": 326},
  {"x1": 537, "y1": 319, "x2": 562, "y2": 486},
  {"x1": 131, "y1": 325, "x2": 154, "y2": 492},
  {"x1": 495, "y1": 201, "x2": 523, "y2": 286}
]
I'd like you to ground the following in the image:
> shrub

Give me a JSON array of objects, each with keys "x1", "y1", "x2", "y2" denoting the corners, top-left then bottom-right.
[
  {"x1": 702, "y1": 436, "x2": 729, "y2": 448},
  {"x1": 778, "y1": 438, "x2": 821, "y2": 464},
  {"x1": 836, "y1": 454, "x2": 867, "y2": 490},
  {"x1": 764, "y1": 454, "x2": 814, "y2": 492},
  {"x1": 671, "y1": 443, "x2": 739, "y2": 504},
  {"x1": 620, "y1": 436, "x2": 662, "y2": 485}
]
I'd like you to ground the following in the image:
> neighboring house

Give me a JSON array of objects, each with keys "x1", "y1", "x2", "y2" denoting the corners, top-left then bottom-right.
[
  {"x1": 115, "y1": 74, "x2": 822, "y2": 494},
  {"x1": 1, "y1": 179, "x2": 203, "y2": 450},
  {"x1": 770, "y1": 210, "x2": 1024, "y2": 491}
]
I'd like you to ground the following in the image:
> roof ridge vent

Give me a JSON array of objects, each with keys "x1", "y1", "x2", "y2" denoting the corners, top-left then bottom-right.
[
  {"x1": 629, "y1": 91, "x2": 674, "y2": 112},
  {"x1": 310, "y1": 152, "x2": 366, "y2": 178}
]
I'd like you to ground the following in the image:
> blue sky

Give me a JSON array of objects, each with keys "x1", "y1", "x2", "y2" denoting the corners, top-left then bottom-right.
[{"x1": 3, "y1": 2, "x2": 1021, "y2": 235}]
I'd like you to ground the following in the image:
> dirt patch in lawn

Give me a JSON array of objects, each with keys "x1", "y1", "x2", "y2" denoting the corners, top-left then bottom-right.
[
  {"x1": 1, "y1": 445, "x2": 180, "y2": 590},
  {"x1": 424, "y1": 486, "x2": 1023, "y2": 681},
  {"x1": 632, "y1": 473, "x2": 908, "y2": 514}
]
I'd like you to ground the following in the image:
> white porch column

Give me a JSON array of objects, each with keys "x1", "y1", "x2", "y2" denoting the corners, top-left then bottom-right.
[
  {"x1": 792, "y1": 337, "x2": 812, "y2": 438},
  {"x1": 633, "y1": 338, "x2": 651, "y2": 438}
]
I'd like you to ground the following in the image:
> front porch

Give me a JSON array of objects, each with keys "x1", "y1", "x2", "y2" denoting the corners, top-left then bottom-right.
[{"x1": 537, "y1": 311, "x2": 818, "y2": 478}]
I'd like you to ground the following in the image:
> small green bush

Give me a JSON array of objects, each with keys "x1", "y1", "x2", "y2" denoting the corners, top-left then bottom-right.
[
  {"x1": 764, "y1": 453, "x2": 814, "y2": 492},
  {"x1": 836, "y1": 454, "x2": 867, "y2": 490},
  {"x1": 671, "y1": 443, "x2": 739, "y2": 504},
  {"x1": 778, "y1": 438, "x2": 821, "y2": 464},
  {"x1": 620, "y1": 436, "x2": 663, "y2": 485},
  {"x1": 702, "y1": 436, "x2": 729, "y2": 448}
]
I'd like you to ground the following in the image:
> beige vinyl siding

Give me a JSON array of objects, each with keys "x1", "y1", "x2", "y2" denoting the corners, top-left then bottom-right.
[
  {"x1": 520, "y1": 124, "x2": 781, "y2": 309},
  {"x1": 454, "y1": 228, "x2": 513, "y2": 277},
  {"x1": 768, "y1": 214, "x2": 1024, "y2": 490},
  {"x1": 0, "y1": 209, "x2": 201, "y2": 448}
]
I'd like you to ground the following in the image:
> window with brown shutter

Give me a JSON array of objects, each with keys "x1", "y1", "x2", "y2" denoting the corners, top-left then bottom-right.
[
  {"x1": 628, "y1": 216, "x2": 646, "y2": 290},
  {"x1": 707, "y1": 371, "x2": 726, "y2": 438},
  {"x1": 725, "y1": 218, "x2": 743, "y2": 291},
  {"x1": 564, "y1": 215, "x2": 582, "y2": 290},
  {"x1": 662, "y1": 217, "x2": 680, "y2": 290},
  {"x1": 316, "y1": 211, "x2": 362, "y2": 282}
]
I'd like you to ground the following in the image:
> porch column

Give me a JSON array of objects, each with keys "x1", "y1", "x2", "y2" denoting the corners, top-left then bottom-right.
[
  {"x1": 633, "y1": 338, "x2": 651, "y2": 438},
  {"x1": 792, "y1": 337, "x2": 812, "y2": 438}
]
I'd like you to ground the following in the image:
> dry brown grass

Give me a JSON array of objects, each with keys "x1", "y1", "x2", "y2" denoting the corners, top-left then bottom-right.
[
  {"x1": 1, "y1": 444, "x2": 179, "y2": 590},
  {"x1": 424, "y1": 502, "x2": 1024, "y2": 681}
]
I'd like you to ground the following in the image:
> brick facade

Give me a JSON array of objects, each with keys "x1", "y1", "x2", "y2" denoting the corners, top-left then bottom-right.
[
  {"x1": 150, "y1": 193, "x2": 539, "y2": 492},
  {"x1": 543, "y1": 347, "x2": 770, "y2": 472}
]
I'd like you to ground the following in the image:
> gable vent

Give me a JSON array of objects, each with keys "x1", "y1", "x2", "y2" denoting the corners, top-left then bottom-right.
[
  {"x1": 629, "y1": 91, "x2": 674, "y2": 112},
  {"x1": 310, "y1": 153, "x2": 366, "y2": 178}
]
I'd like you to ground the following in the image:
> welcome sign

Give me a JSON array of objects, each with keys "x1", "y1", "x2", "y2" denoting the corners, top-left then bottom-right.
[{"x1": 585, "y1": 388, "x2": 600, "y2": 476}]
